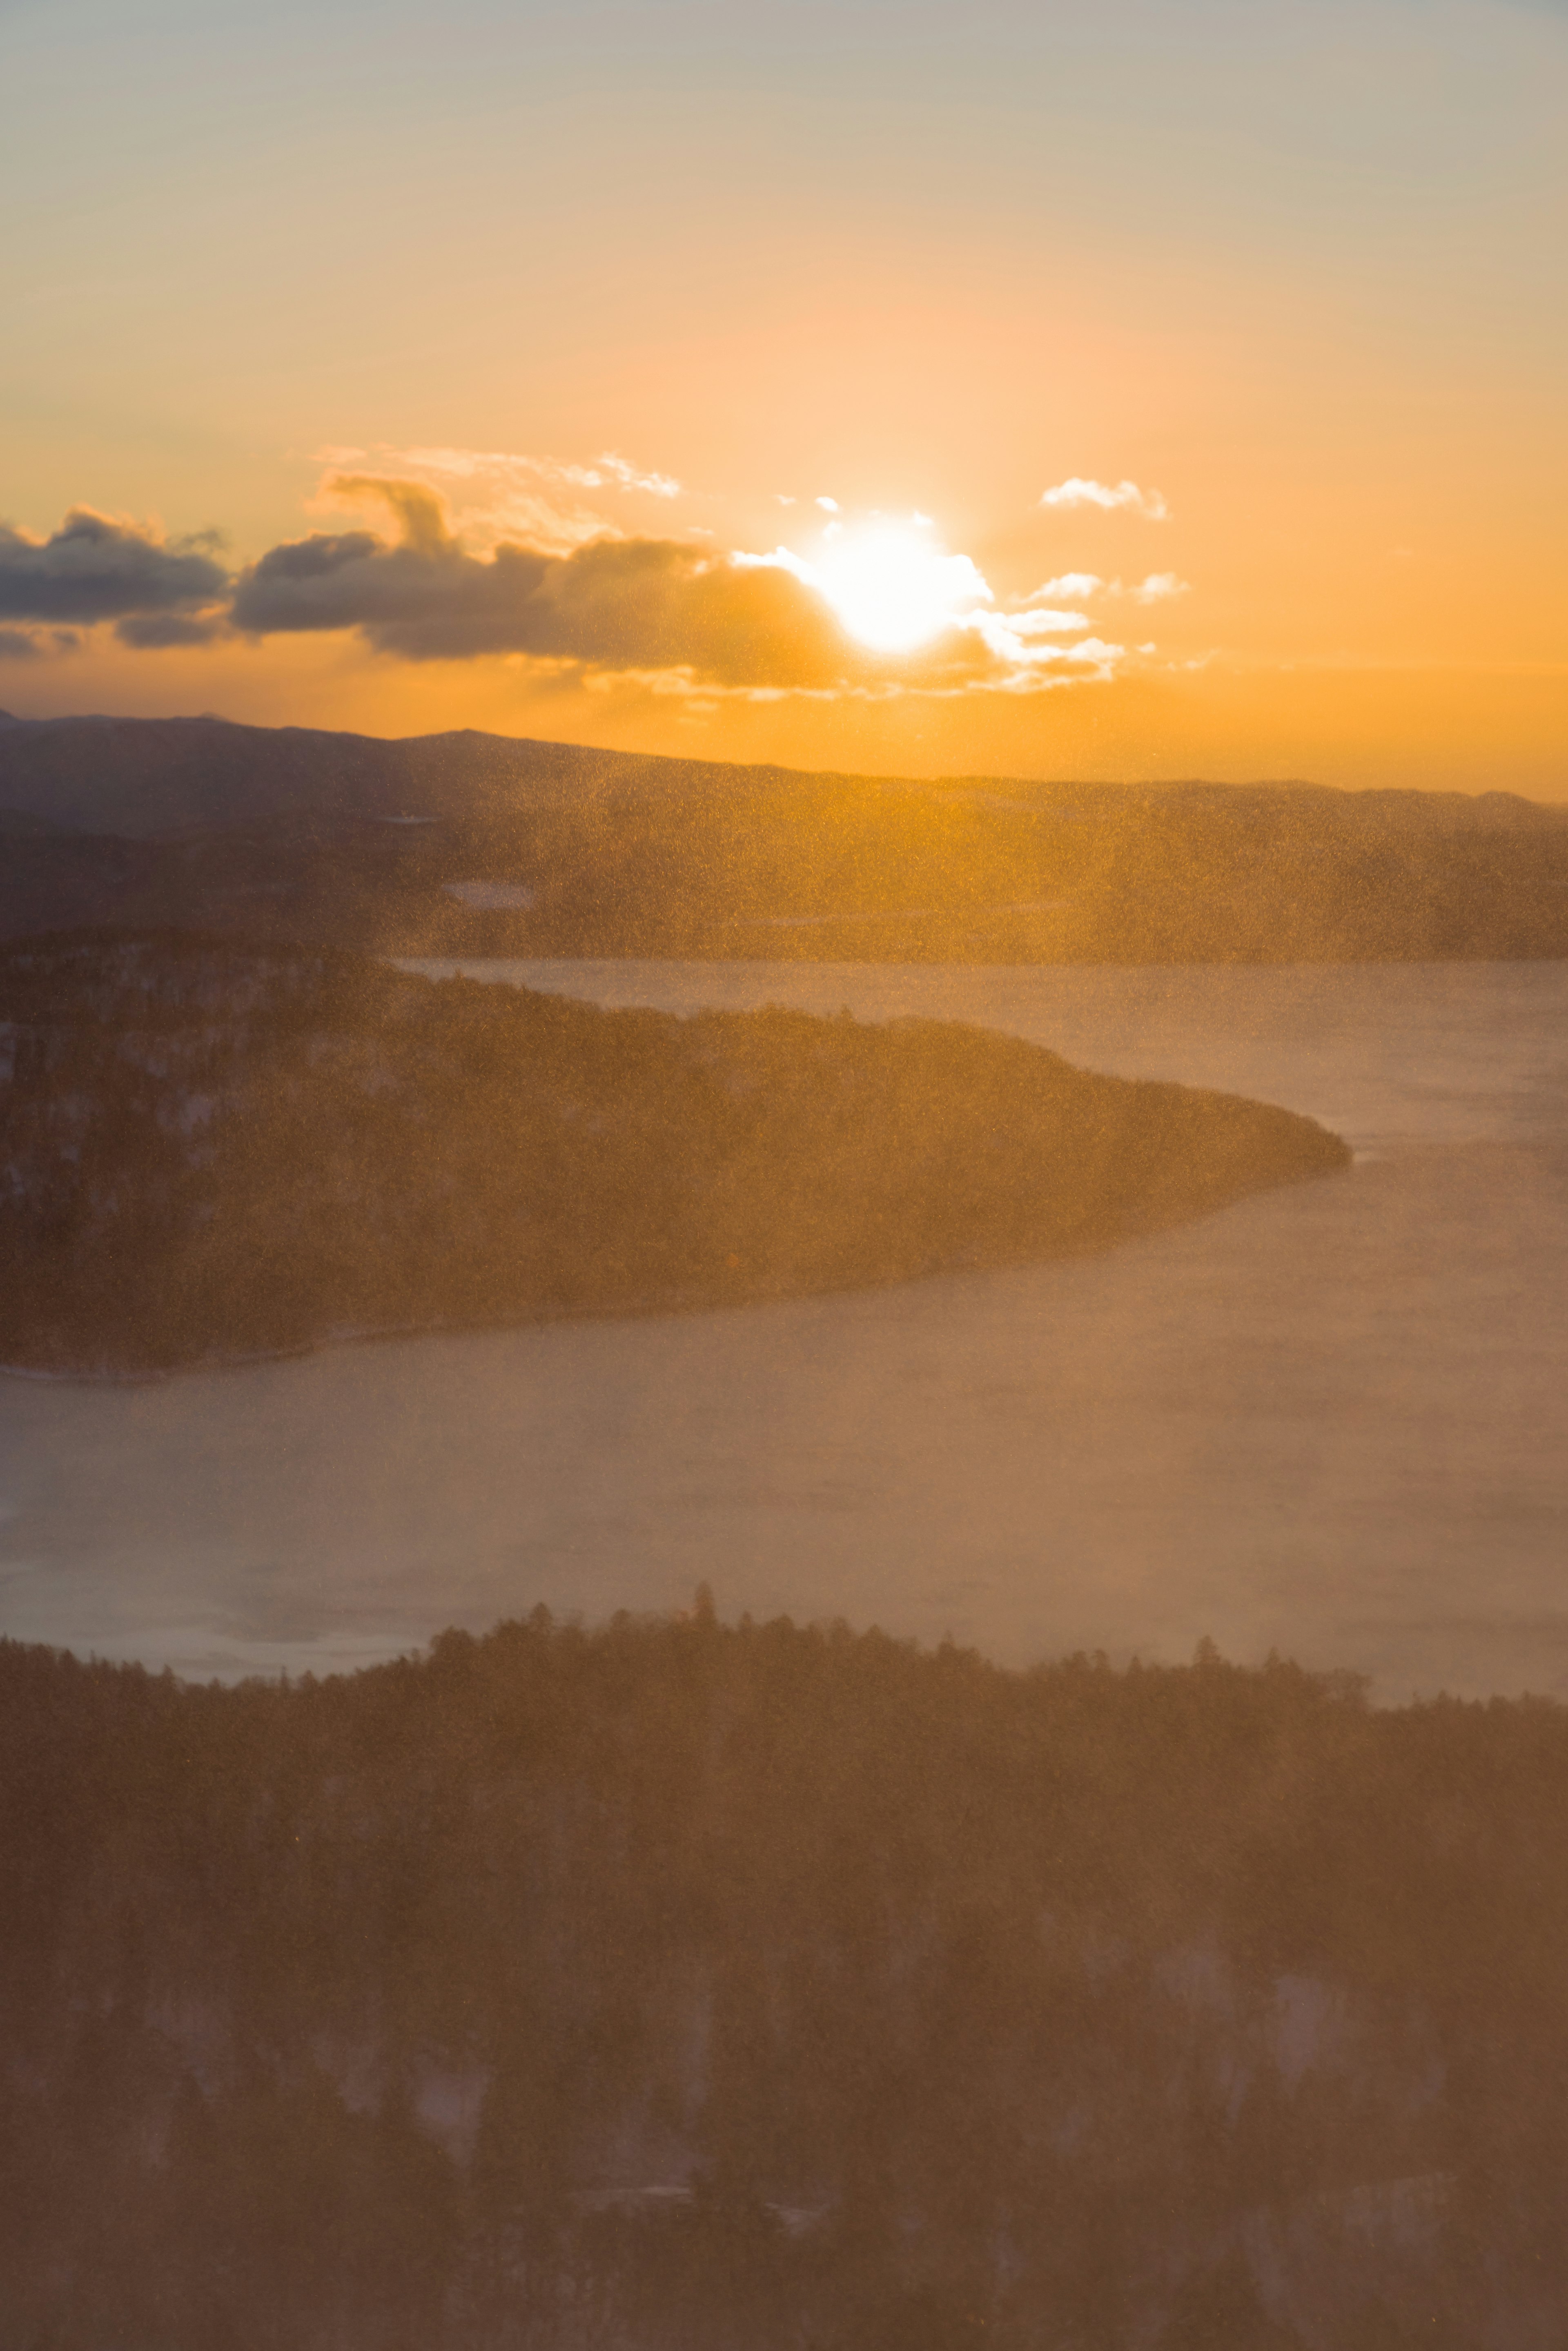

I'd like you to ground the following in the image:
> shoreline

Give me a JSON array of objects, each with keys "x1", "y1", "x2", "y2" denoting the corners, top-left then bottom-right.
[
  {"x1": 0, "y1": 1150, "x2": 1350, "y2": 1388},
  {"x1": 4, "y1": 1137, "x2": 1563, "y2": 1706}
]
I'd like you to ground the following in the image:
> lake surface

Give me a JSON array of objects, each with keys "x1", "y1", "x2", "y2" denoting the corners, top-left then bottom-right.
[{"x1": 3, "y1": 960, "x2": 1566, "y2": 1700}]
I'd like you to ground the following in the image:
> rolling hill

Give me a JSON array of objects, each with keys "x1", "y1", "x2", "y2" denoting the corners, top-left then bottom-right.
[{"x1": 2, "y1": 713, "x2": 1566, "y2": 963}]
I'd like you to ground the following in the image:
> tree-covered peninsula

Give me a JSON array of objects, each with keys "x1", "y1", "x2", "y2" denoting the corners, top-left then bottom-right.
[{"x1": 0, "y1": 930, "x2": 1347, "y2": 1375}]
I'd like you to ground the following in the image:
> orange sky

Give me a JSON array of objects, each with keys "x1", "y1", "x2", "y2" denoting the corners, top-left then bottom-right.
[{"x1": 2, "y1": 0, "x2": 1565, "y2": 795}]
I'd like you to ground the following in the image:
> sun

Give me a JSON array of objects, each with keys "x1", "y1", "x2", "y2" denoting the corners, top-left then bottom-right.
[{"x1": 812, "y1": 521, "x2": 990, "y2": 653}]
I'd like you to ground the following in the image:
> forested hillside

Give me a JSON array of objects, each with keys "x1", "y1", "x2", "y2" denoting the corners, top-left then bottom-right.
[
  {"x1": 2, "y1": 715, "x2": 1565, "y2": 963},
  {"x1": 4, "y1": 1608, "x2": 1568, "y2": 2348},
  {"x1": 0, "y1": 930, "x2": 1345, "y2": 1373}
]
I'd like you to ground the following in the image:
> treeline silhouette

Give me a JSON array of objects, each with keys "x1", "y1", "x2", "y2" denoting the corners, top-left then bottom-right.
[
  {"x1": 4, "y1": 1607, "x2": 1568, "y2": 2347},
  {"x1": 0, "y1": 930, "x2": 1345, "y2": 1372}
]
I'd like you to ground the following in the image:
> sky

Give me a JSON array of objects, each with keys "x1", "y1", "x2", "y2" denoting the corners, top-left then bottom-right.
[{"x1": 2, "y1": 0, "x2": 1565, "y2": 793}]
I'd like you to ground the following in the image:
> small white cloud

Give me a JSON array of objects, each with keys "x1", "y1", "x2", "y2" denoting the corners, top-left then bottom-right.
[
  {"x1": 731, "y1": 545, "x2": 814, "y2": 580},
  {"x1": 1025, "y1": 573, "x2": 1102, "y2": 602},
  {"x1": 1007, "y1": 608, "x2": 1092, "y2": 636},
  {"x1": 971, "y1": 630, "x2": 1125, "y2": 677},
  {"x1": 1052, "y1": 636, "x2": 1125, "y2": 665},
  {"x1": 816, "y1": 495, "x2": 840, "y2": 513},
  {"x1": 1129, "y1": 572, "x2": 1190, "y2": 602},
  {"x1": 911, "y1": 510, "x2": 933, "y2": 528},
  {"x1": 776, "y1": 494, "x2": 797, "y2": 506},
  {"x1": 1040, "y1": 478, "x2": 1169, "y2": 521},
  {"x1": 962, "y1": 608, "x2": 1122, "y2": 667}
]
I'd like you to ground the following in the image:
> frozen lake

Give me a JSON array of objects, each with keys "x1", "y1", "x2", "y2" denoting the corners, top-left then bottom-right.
[{"x1": 2, "y1": 959, "x2": 1565, "y2": 1699}]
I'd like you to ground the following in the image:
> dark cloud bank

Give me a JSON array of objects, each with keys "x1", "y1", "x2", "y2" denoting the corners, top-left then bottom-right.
[
  {"x1": 0, "y1": 510, "x2": 228, "y2": 648},
  {"x1": 229, "y1": 479, "x2": 872, "y2": 686},
  {"x1": 4, "y1": 484, "x2": 997, "y2": 688}
]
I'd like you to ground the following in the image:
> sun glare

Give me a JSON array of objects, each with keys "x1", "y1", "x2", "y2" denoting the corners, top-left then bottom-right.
[{"x1": 812, "y1": 522, "x2": 990, "y2": 653}]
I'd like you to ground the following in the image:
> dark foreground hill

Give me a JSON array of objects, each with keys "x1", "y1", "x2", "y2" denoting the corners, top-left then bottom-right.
[
  {"x1": 4, "y1": 1606, "x2": 1568, "y2": 2349},
  {"x1": 0, "y1": 929, "x2": 1344, "y2": 1373},
  {"x1": 2, "y1": 712, "x2": 1566, "y2": 962}
]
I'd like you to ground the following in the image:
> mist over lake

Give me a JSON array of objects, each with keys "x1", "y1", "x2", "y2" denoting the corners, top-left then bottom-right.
[{"x1": 2, "y1": 957, "x2": 1564, "y2": 1701}]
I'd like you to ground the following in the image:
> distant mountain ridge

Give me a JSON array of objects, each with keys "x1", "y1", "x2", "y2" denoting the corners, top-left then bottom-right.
[
  {"x1": 1, "y1": 713, "x2": 1565, "y2": 962},
  {"x1": 1, "y1": 709, "x2": 1561, "y2": 839}
]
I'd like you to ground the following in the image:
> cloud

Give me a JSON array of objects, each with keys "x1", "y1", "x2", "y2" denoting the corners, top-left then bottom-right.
[
  {"x1": 1026, "y1": 573, "x2": 1103, "y2": 601},
  {"x1": 8, "y1": 475, "x2": 1141, "y2": 701},
  {"x1": 593, "y1": 452, "x2": 680, "y2": 498},
  {"x1": 114, "y1": 611, "x2": 227, "y2": 649},
  {"x1": 0, "y1": 625, "x2": 82, "y2": 660},
  {"x1": 228, "y1": 479, "x2": 1137, "y2": 699},
  {"x1": 0, "y1": 508, "x2": 230, "y2": 624},
  {"x1": 324, "y1": 443, "x2": 680, "y2": 500},
  {"x1": 310, "y1": 444, "x2": 679, "y2": 558},
  {"x1": 232, "y1": 479, "x2": 860, "y2": 686},
  {"x1": 1039, "y1": 478, "x2": 1169, "y2": 520},
  {"x1": 1128, "y1": 571, "x2": 1190, "y2": 602},
  {"x1": 999, "y1": 608, "x2": 1092, "y2": 636},
  {"x1": 1021, "y1": 568, "x2": 1189, "y2": 604},
  {"x1": 325, "y1": 475, "x2": 452, "y2": 555},
  {"x1": 963, "y1": 613, "x2": 1123, "y2": 675}
]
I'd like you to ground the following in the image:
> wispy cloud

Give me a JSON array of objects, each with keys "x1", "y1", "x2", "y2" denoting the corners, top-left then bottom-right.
[
  {"x1": 1040, "y1": 478, "x2": 1169, "y2": 520},
  {"x1": 310, "y1": 444, "x2": 679, "y2": 558},
  {"x1": 321, "y1": 443, "x2": 679, "y2": 499},
  {"x1": 998, "y1": 608, "x2": 1092, "y2": 636},
  {"x1": 1024, "y1": 568, "x2": 1191, "y2": 605},
  {"x1": 593, "y1": 453, "x2": 681, "y2": 498},
  {"x1": 322, "y1": 475, "x2": 454, "y2": 554},
  {"x1": 1024, "y1": 573, "x2": 1104, "y2": 602},
  {"x1": 0, "y1": 626, "x2": 85, "y2": 659},
  {"x1": 1128, "y1": 571, "x2": 1190, "y2": 602}
]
